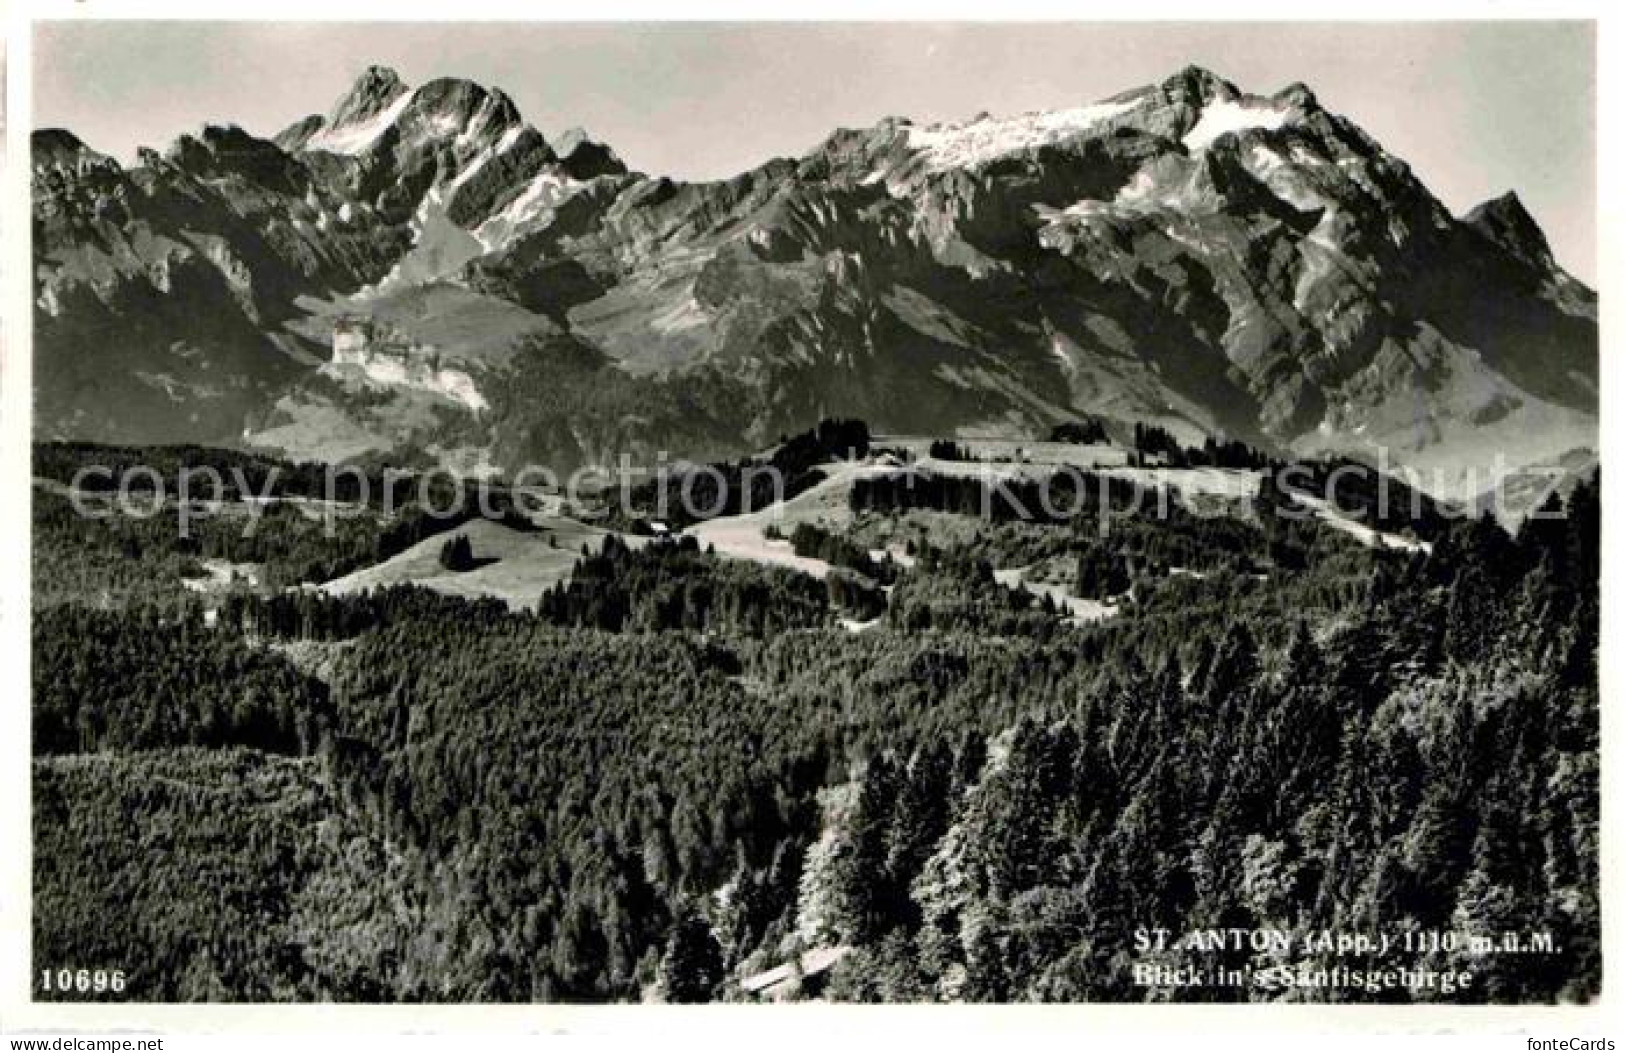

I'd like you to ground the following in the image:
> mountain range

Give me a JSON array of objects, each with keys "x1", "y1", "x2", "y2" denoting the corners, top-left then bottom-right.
[{"x1": 32, "y1": 64, "x2": 1596, "y2": 497}]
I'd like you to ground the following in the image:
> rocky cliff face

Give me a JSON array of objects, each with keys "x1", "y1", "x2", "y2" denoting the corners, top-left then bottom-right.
[{"x1": 33, "y1": 65, "x2": 1595, "y2": 495}]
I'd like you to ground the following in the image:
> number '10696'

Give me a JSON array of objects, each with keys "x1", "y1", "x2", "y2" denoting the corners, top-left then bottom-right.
[{"x1": 40, "y1": 968, "x2": 127, "y2": 994}]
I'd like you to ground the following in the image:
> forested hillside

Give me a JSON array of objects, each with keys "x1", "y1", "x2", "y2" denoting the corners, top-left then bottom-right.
[{"x1": 30, "y1": 438, "x2": 1599, "y2": 1003}]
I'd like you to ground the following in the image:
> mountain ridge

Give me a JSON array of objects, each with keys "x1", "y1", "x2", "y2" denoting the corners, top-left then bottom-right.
[{"x1": 32, "y1": 64, "x2": 1596, "y2": 499}]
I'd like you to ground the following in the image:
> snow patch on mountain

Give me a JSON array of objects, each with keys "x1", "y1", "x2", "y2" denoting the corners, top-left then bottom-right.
[
  {"x1": 493, "y1": 124, "x2": 526, "y2": 156},
  {"x1": 451, "y1": 97, "x2": 513, "y2": 152},
  {"x1": 1057, "y1": 199, "x2": 1115, "y2": 220},
  {"x1": 1033, "y1": 197, "x2": 1136, "y2": 244},
  {"x1": 471, "y1": 170, "x2": 582, "y2": 249},
  {"x1": 1183, "y1": 98, "x2": 1294, "y2": 151},
  {"x1": 447, "y1": 124, "x2": 536, "y2": 197},
  {"x1": 1244, "y1": 144, "x2": 1330, "y2": 211},
  {"x1": 650, "y1": 296, "x2": 710, "y2": 335},
  {"x1": 305, "y1": 91, "x2": 412, "y2": 155},
  {"x1": 905, "y1": 99, "x2": 1139, "y2": 171},
  {"x1": 1114, "y1": 165, "x2": 1189, "y2": 210}
]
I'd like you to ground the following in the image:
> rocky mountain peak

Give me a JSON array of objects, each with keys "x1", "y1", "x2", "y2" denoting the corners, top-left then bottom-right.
[
  {"x1": 31, "y1": 129, "x2": 118, "y2": 178},
  {"x1": 272, "y1": 114, "x2": 326, "y2": 153},
  {"x1": 1160, "y1": 65, "x2": 1241, "y2": 106},
  {"x1": 330, "y1": 65, "x2": 409, "y2": 126},
  {"x1": 410, "y1": 77, "x2": 515, "y2": 125},
  {"x1": 1272, "y1": 81, "x2": 1318, "y2": 110},
  {"x1": 162, "y1": 124, "x2": 307, "y2": 194},
  {"x1": 364, "y1": 76, "x2": 534, "y2": 166},
  {"x1": 296, "y1": 66, "x2": 415, "y2": 155},
  {"x1": 1465, "y1": 190, "x2": 1555, "y2": 269},
  {"x1": 553, "y1": 127, "x2": 628, "y2": 179},
  {"x1": 164, "y1": 123, "x2": 258, "y2": 160}
]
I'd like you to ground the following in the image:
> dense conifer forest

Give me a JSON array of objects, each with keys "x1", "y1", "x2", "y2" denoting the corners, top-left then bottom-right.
[{"x1": 28, "y1": 436, "x2": 1599, "y2": 1004}]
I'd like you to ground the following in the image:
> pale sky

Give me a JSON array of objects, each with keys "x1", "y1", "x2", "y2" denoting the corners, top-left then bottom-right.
[{"x1": 33, "y1": 21, "x2": 1595, "y2": 282}]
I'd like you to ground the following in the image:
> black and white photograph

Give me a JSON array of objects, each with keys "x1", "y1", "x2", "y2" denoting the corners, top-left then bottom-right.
[{"x1": 2, "y1": 8, "x2": 1614, "y2": 1037}]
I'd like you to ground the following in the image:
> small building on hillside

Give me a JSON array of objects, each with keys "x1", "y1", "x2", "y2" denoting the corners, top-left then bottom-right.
[{"x1": 738, "y1": 946, "x2": 850, "y2": 1001}]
